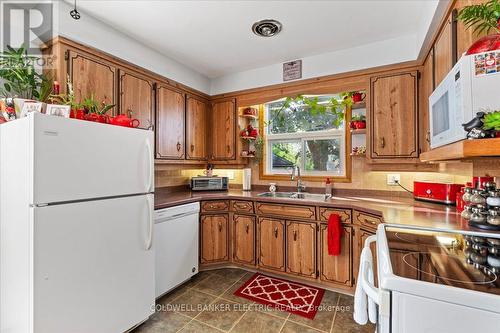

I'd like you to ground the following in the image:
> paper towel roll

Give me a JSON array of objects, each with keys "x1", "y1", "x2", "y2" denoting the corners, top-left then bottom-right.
[{"x1": 243, "y1": 168, "x2": 252, "y2": 191}]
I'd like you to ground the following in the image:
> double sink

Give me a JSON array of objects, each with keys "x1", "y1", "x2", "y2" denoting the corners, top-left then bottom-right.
[{"x1": 257, "y1": 192, "x2": 330, "y2": 202}]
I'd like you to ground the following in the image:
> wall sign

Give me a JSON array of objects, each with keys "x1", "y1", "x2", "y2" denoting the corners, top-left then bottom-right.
[{"x1": 283, "y1": 60, "x2": 302, "y2": 81}]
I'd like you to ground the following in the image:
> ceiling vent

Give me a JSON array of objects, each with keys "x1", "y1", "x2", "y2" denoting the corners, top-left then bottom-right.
[{"x1": 252, "y1": 19, "x2": 282, "y2": 37}]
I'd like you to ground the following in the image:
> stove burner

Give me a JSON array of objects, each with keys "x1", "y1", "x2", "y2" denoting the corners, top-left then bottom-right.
[{"x1": 402, "y1": 251, "x2": 498, "y2": 285}]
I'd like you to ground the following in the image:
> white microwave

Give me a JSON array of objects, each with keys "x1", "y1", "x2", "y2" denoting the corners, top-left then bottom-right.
[{"x1": 429, "y1": 51, "x2": 500, "y2": 148}]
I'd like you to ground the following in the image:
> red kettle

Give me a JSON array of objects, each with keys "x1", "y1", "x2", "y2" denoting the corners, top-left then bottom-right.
[{"x1": 109, "y1": 114, "x2": 140, "y2": 128}]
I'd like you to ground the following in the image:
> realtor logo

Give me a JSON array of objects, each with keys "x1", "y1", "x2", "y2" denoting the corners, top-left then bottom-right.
[{"x1": 1, "y1": 1, "x2": 56, "y2": 55}]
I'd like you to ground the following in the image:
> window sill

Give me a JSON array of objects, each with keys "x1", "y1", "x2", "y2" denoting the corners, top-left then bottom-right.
[{"x1": 259, "y1": 173, "x2": 352, "y2": 183}]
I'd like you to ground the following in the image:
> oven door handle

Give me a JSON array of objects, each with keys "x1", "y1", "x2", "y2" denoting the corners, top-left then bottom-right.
[{"x1": 361, "y1": 235, "x2": 379, "y2": 305}]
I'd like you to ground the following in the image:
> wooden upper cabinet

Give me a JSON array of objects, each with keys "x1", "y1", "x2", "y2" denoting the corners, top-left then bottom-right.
[
  {"x1": 258, "y1": 217, "x2": 285, "y2": 272},
  {"x1": 67, "y1": 50, "x2": 117, "y2": 114},
  {"x1": 286, "y1": 221, "x2": 316, "y2": 278},
  {"x1": 200, "y1": 214, "x2": 229, "y2": 263},
  {"x1": 119, "y1": 70, "x2": 154, "y2": 129},
  {"x1": 455, "y1": 0, "x2": 489, "y2": 58},
  {"x1": 233, "y1": 214, "x2": 256, "y2": 265},
  {"x1": 210, "y1": 99, "x2": 236, "y2": 160},
  {"x1": 434, "y1": 15, "x2": 453, "y2": 87},
  {"x1": 420, "y1": 50, "x2": 434, "y2": 154},
  {"x1": 186, "y1": 96, "x2": 208, "y2": 160},
  {"x1": 155, "y1": 85, "x2": 185, "y2": 159},
  {"x1": 319, "y1": 224, "x2": 353, "y2": 287},
  {"x1": 370, "y1": 71, "x2": 419, "y2": 159}
]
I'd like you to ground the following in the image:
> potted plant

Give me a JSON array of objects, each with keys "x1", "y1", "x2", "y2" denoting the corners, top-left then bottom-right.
[
  {"x1": 81, "y1": 95, "x2": 115, "y2": 123},
  {"x1": 0, "y1": 45, "x2": 52, "y2": 118},
  {"x1": 458, "y1": 0, "x2": 500, "y2": 54},
  {"x1": 483, "y1": 110, "x2": 500, "y2": 137},
  {"x1": 350, "y1": 114, "x2": 366, "y2": 129},
  {"x1": 49, "y1": 76, "x2": 85, "y2": 119}
]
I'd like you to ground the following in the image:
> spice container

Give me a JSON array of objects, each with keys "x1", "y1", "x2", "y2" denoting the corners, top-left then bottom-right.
[
  {"x1": 486, "y1": 191, "x2": 500, "y2": 207},
  {"x1": 462, "y1": 187, "x2": 473, "y2": 203},
  {"x1": 470, "y1": 207, "x2": 486, "y2": 223},
  {"x1": 487, "y1": 210, "x2": 500, "y2": 226},
  {"x1": 461, "y1": 206, "x2": 473, "y2": 220},
  {"x1": 470, "y1": 189, "x2": 486, "y2": 205}
]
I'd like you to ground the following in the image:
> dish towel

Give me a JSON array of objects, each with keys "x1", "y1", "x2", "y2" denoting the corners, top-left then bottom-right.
[
  {"x1": 327, "y1": 214, "x2": 342, "y2": 255},
  {"x1": 354, "y1": 246, "x2": 378, "y2": 325}
]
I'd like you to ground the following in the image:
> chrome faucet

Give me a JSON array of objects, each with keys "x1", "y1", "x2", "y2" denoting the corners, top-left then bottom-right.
[{"x1": 290, "y1": 166, "x2": 306, "y2": 193}]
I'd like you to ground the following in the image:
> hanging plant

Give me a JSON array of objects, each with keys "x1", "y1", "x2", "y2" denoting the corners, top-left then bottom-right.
[{"x1": 458, "y1": 0, "x2": 500, "y2": 35}]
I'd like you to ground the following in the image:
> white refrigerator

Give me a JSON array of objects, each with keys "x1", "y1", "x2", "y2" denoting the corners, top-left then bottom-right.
[{"x1": 0, "y1": 113, "x2": 155, "y2": 333}]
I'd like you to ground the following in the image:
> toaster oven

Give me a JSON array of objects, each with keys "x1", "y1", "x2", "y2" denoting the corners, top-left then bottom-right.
[{"x1": 191, "y1": 176, "x2": 229, "y2": 191}]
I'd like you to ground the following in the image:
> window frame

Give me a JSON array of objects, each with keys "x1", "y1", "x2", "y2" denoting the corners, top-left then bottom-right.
[{"x1": 259, "y1": 95, "x2": 352, "y2": 183}]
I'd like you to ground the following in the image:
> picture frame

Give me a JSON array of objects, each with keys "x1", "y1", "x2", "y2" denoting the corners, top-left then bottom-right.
[
  {"x1": 19, "y1": 101, "x2": 43, "y2": 118},
  {"x1": 45, "y1": 104, "x2": 71, "y2": 118}
]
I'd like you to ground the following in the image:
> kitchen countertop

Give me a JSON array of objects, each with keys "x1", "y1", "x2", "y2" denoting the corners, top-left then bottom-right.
[{"x1": 154, "y1": 188, "x2": 475, "y2": 232}]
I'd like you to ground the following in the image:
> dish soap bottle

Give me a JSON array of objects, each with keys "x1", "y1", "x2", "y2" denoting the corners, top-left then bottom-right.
[{"x1": 325, "y1": 178, "x2": 332, "y2": 198}]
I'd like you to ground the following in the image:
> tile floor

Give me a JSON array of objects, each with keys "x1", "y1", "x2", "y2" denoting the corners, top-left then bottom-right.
[{"x1": 132, "y1": 268, "x2": 375, "y2": 333}]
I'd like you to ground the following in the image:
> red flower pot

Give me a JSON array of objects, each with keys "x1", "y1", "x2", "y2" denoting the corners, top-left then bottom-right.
[
  {"x1": 70, "y1": 109, "x2": 86, "y2": 120},
  {"x1": 85, "y1": 113, "x2": 100, "y2": 122},
  {"x1": 355, "y1": 120, "x2": 366, "y2": 129},
  {"x1": 466, "y1": 33, "x2": 500, "y2": 55},
  {"x1": 352, "y1": 92, "x2": 366, "y2": 103}
]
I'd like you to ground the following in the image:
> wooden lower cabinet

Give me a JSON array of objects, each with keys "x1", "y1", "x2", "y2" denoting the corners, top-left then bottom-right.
[
  {"x1": 390, "y1": 250, "x2": 419, "y2": 280},
  {"x1": 319, "y1": 224, "x2": 353, "y2": 287},
  {"x1": 233, "y1": 214, "x2": 256, "y2": 265},
  {"x1": 258, "y1": 217, "x2": 285, "y2": 272},
  {"x1": 200, "y1": 214, "x2": 229, "y2": 264},
  {"x1": 353, "y1": 227, "x2": 377, "y2": 287},
  {"x1": 286, "y1": 221, "x2": 317, "y2": 278}
]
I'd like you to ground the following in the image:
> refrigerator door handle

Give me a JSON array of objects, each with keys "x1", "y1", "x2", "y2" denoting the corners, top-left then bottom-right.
[
  {"x1": 145, "y1": 139, "x2": 153, "y2": 193},
  {"x1": 145, "y1": 195, "x2": 153, "y2": 250}
]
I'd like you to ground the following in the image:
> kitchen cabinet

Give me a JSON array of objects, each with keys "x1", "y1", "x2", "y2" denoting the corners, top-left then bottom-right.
[
  {"x1": 67, "y1": 49, "x2": 117, "y2": 114},
  {"x1": 455, "y1": 0, "x2": 489, "y2": 58},
  {"x1": 200, "y1": 214, "x2": 229, "y2": 263},
  {"x1": 353, "y1": 228, "x2": 378, "y2": 287},
  {"x1": 233, "y1": 214, "x2": 256, "y2": 265},
  {"x1": 434, "y1": 14, "x2": 453, "y2": 87},
  {"x1": 370, "y1": 71, "x2": 419, "y2": 159},
  {"x1": 186, "y1": 96, "x2": 209, "y2": 160},
  {"x1": 155, "y1": 85, "x2": 185, "y2": 159},
  {"x1": 119, "y1": 69, "x2": 154, "y2": 130},
  {"x1": 420, "y1": 50, "x2": 434, "y2": 154},
  {"x1": 319, "y1": 223, "x2": 353, "y2": 287},
  {"x1": 258, "y1": 217, "x2": 285, "y2": 272},
  {"x1": 390, "y1": 250, "x2": 419, "y2": 280},
  {"x1": 210, "y1": 99, "x2": 236, "y2": 160},
  {"x1": 286, "y1": 221, "x2": 317, "y2": 278}
]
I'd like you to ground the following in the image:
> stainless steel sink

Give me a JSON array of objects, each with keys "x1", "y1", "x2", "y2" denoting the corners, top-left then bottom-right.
[{"x1": 257, "y1": 192, "x2": 329, "y2": 202}]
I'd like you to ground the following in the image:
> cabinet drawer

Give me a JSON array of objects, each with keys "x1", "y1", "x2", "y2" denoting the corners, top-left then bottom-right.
[
  {"x1": 231, "y1": 200, "x2": 254, "y2": 214},
  {"x1": 318, "y1": 207, "x2": 351, "y2": 223},
  {"x1": 256, "y1": 202, "x2": 316, "y2": 221},
  {"x1": 354, "y1": 210, "x2": 383, "y2": 229},
  {"x1": 201, "y1": 200, "x2": 229, "y2": 212}
]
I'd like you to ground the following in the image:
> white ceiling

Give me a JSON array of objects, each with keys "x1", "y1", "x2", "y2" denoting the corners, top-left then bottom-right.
[{"x1": 74, "y1": 0, "x2": 435, "y2": 79}]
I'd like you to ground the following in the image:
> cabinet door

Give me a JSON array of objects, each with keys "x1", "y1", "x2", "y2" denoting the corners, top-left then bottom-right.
[
  {"x1": 258, "y1": 217, "x2": 285, "y2": 272},
  {"x1": 390, "y1": 250, "x2": 419, "y2": 280},
  {"x1": 210, "y1": 99, "x2": 236, "y2": 160},
  {"x1": 370, "y1": 71, "x2": 418, "y2": 159},
  {"x1": 155, "y1": 85, "x2": 185, "y2": 159},
  {"x1": 455, "y1": 1, "x2": 489, "y2": 58},
  {"x1": 233, "y1": 214, "x2": 256, "y2": 265},
  {"x1": 434, "y1": 15, "x2": 453, "y2": 87},
  {"x1": 353, "y1": 228, "x2": 377, "y2": 287},
  {"x1": 286, "y1": 221, "x2": 317, "y2": 278},
  {"x1": 200, "y1": 214, "x2": 228, "y2": 263},
  {"x1": 319, "y1": 224, "x2": 353, "y2": 286},
  {"x1": 419, "y1": 50, "x2": 434, "y2": 154},
  {"x1": 186, "y1": 96, "x2": 208, "y2": 160},
  {"x1": 67, "y1": 50, "x2": 117, "y2": 114},
  {"x1": 119, "y1": 70, "x2": 154, "y2": 129}
]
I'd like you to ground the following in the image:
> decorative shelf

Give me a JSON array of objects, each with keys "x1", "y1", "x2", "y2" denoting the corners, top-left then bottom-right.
[
  {"x1": 350, "y1": 153, "x2": 366, "y2": 157},
  {"x1": 240, "y1": 136, "x2": 257, "y2": 140},
  {"x1": 350, "y1": 129, "x2": 366, "y2": 135},
  {"x1": 352, "y1": 102, "x2": 366, "y2": 110},
  {"x1": 239, "y1": 114, "x2": 258, "y2": 119},
  {"x1": 420, "y1": 138, "x2": 500, "y2": 162}
]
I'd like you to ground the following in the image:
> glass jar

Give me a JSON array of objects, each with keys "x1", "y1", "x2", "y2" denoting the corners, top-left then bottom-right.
[
  {"x1": 462, "y1": 187, "x2": 473, "y2": 203},
  {"x1": 487, "y1": 210, "x2": 500, "y2": 226},
  {"x1": 484, "y1": 181, "x2": 497, "y2": 192},
  {"x1": 461, "y1": 206, "x2": 473, "y2": 220},
  {"x1": 269, "y1": 183, "x2": 277, "y2": 193},
  {"x1": 470, "y1": 189, "x2": 486, "y2": 205},
  {"x1": 486, "y1": 191, "x2": 500, "y2": 207},
  {"x1": 470, "y1": 207, "x2": 486, "y2": 223}
]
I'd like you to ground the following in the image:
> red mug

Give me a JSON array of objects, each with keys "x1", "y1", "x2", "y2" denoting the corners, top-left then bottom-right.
[{"x1": 352, "y1": 92, "x2": 366, "y2": 103}]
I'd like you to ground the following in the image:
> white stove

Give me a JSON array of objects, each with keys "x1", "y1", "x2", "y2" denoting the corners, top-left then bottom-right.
[{"x1": 356, "y1": 224, "x2": 500, "y2": 333}]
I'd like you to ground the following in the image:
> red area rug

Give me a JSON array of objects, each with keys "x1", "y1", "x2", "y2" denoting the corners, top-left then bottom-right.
[{"x1": 234, "y1": 273, "x2": 325, "y2": 319}]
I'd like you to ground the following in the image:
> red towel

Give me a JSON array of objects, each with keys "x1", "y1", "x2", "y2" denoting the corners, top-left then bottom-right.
[{"x1": 327, "y1": 214, "x2": 343, "y2": 256}]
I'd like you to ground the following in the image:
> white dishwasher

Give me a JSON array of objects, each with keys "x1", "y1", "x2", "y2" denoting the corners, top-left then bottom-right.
[{"x1": 154, "y1": 202, "x2": 200, "y2": 298}]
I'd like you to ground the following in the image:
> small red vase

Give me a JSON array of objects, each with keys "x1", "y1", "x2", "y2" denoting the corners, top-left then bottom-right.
[{"x1": 466, "y1": 33, "x2": 500, "y2": 55}]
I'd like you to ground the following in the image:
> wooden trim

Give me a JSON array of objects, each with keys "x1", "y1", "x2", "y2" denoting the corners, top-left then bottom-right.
[
  {"x1": 420, "y1": 138, "x2": 500, "y2": 162},
  {"x1": 451, "y1": 8, "x2": 458, "y2": 65}
]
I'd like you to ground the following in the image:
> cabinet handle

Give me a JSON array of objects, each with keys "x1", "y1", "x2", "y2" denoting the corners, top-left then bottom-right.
[
  {"x1": 234, "y1": 202, "x2": 248, "y2": 209},
  {"x1": 425, "y1": 131, "x2": 430, "y2": 143},
  {"x1": 176, "y1": 142, "x2": 181, "y2": 151},
  {"x1": 191, "y1": 144, "x2": 195, "y2": 152},
  {"x1": 364, "y1": 218, "x2": 376, "y2": 225},
  {"x1": 380, "y1": 137, "x2": 385, "y2": 148},
  {"x1": 246, "y1": 224, "x2": 249, "y2": 234},
  {"x1": 293, "y1": 230, "x2": 297, "y2": 241},
  {"x1": 274, "y1": 227, "x2": 278, "y2": 238},
  {"x1": 218, "y1": 221, "x2": 222, "y2": 232}
]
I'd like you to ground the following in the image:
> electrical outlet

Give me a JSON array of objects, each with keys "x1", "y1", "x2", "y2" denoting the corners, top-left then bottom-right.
[{"x1": 387, "y1": 174, "x2": 401, "y2": 186}]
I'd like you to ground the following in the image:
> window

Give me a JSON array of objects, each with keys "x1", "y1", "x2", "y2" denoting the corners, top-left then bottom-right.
[{"x1": 264, "y1": 94, "x2": 347, "y2": 178}]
